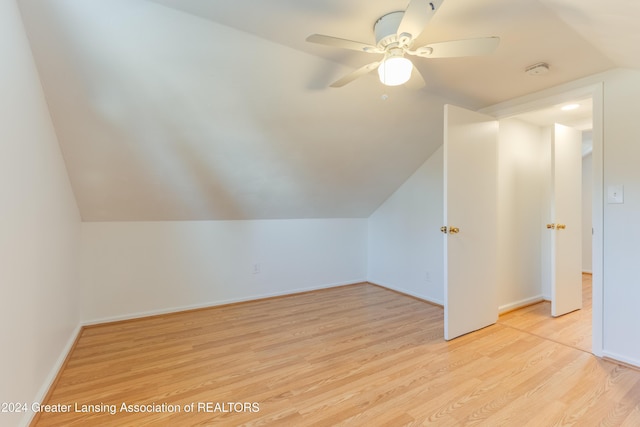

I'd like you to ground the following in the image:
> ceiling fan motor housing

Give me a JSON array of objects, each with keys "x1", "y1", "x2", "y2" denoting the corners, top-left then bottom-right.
[{"x1": 374, "y1": 11, "x2": 406, "y2": 48}]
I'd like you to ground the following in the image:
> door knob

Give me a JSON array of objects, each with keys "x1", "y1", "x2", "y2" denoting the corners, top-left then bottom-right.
[
  {"x1": 440, "y1": 226, "x2": 448, "y2": 234},
  {"x1": 557, "y1": 224, "x2": 566, "y2": 230},
  {"x1": 449, "y1": 226, "x2": 460, "y2": 234},
  {"x1": 546, "y1": 223, "x2": 556, "y2": 229}
]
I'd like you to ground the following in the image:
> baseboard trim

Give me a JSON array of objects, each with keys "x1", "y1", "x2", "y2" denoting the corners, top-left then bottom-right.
[
  {"x1": 368, "y1": 280, "x2": 444, "y2": 308},
  {"x1": 499, "y1": 295, "x2": 545, "y2": 315},
  {"x1": 602, "y1": 351, "x2": 640, "y2": 370},
  {"x1": 24, "y1": 324, "x2": 83, "y2": 427},
  {"x1": 81, "y1": 279, "x2": 367, "y2": 327}
]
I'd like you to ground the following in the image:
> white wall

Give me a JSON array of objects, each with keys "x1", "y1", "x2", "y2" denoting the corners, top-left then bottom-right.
[
  {"x1": 497, "y1": 118, "x2": 546, "y2": 312},
  {"x1": 367, "y1": 147, "x2": 444, "y2": 305},
  {"x1": 0, "y1": 2, "x2": 81, "y2": 426},
  {"x1": 482, "y1": 68, "x2": 640, "y2": 366},
  {"x1": 601, "y1": 69, "x2": 640, "y2": 366},
  {"x1": 582, "y1": 151, "x2": 593, "y2": 273},
  {"x1": 80, "y1": 219, "x2": 367, "y2": 323}
]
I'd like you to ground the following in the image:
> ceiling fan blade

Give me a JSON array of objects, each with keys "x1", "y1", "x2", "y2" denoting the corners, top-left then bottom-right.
[
  {"x1": 404, "y1": 65, "x2": 425, "y2": 89},
  {"x1": 397, "y1": 0, "x2": 441, "y2": 40},
  {"x1": 330, "y1": 61, "x2": 381, "y2": 88},
  {"x1": 415, "y1": 37, "x2": 500, "y2": 58},
  {"x1": 306, "y1": 34, "x2": 382, "y2": 53}
]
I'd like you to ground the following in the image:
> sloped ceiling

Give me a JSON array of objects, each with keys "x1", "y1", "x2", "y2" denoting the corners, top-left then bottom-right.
[{"x1": 16, "y1": 0, "x2": 633, "y2": 221}]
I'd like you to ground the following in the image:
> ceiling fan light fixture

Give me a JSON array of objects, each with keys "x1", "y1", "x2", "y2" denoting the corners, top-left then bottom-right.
[
  {"x1": 306, "y1": 0, "x2": 498, "y2": 89},
  {"x1": 378, "y1": 56, "x2": 412, "y2": 86}
]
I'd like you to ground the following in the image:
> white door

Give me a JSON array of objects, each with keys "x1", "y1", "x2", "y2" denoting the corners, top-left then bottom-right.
[
  {"x1": 443, "y1": 104, "x2": 499, "y2": 340},
  {"x1": 550, "y1": 124, "x2": 582, "y2": 316}
]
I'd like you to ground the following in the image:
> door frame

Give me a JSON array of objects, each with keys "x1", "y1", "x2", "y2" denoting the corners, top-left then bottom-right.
[{"x1": 480, "y1": 82, "x2": 604, "y2": 356}]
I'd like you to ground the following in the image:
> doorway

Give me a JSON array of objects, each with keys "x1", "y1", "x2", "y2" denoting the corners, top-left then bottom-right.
[
  {"x1": 442, "y1": 83, "x2": 603, "y2": 356},
  {"x1": 494, "y1": 96, "x2": 595, "y2": 353}
]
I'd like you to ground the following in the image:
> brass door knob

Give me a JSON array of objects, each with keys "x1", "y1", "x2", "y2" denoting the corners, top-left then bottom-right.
[
  {"x1": 546, "y1": 223, "x2": 556, "y2": 229},
  {"x1": 557, "y1": 224, "x2": 566, "y2": 230},
  {"x1": 449, "y1": 226, "x2": 460, "y2": 234}
]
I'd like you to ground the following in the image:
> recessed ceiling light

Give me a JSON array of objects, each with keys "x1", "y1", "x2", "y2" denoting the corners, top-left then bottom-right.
[{"x1": 561, "y1": 104, "x2": 580, "y2": 111}]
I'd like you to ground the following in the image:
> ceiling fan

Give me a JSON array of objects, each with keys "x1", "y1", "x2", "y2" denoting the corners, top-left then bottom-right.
[{"x1": 306, "y1": 0, "x2": 499, "y2": 88}]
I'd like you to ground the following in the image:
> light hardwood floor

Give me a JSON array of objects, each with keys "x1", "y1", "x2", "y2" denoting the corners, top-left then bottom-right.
[
  {"x1": 498, "y1": 273, "x2": 592, "y2": 353},
  {"x1": 33, "y1": 278, "x2": 640, "y2": 426}
]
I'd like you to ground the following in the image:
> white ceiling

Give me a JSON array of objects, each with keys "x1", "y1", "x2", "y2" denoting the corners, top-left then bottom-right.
[
  {"x1": 512, "y1": 98, "x2": 592, "y2": 131},
  {"x1": 510, "y1": 97, "x2": 593, "y2": 155},
  {"x1": 17, "y1": 0, "x2": 636, "y2": 221}
]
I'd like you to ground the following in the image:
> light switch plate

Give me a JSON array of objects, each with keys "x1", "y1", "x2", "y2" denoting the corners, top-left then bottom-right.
[{"x1": 607, "y1": 185, "x2": 624, "y2": 204}]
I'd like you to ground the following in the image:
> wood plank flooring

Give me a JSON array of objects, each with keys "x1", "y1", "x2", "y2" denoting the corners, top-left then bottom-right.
[
  {"x1": 498, "y1": 273, "x2": 592, "y2": 353},
  {"x1": 33, "y1": 278, "x2": 640, "y2": 426}
]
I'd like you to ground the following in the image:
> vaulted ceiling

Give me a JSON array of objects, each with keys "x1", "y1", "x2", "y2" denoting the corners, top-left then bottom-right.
[{"x1": 17, "y1": 0, "x2": 636, "y2": 221}]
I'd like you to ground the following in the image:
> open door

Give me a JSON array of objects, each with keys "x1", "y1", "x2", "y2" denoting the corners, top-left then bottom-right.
[
  {"x1": 444, "y1": 104, "x2": 499, "y2": 340},
  {"x1": 550, "y1": 124, "x2": 582, "y2": 316}
]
